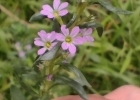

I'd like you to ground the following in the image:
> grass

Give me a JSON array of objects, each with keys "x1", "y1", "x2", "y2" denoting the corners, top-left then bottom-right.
[{"x1": 0, "y1": 0, "x2": 140, "y2": 99}]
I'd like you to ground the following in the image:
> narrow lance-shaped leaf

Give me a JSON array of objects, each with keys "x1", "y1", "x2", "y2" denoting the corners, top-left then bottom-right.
[
  {"x1": 91, "y1": 0, "x2": 133, "y2": 14},
  {"x1": 61, "y1": 62, "x2": 91, "y2": 87},
  {"x1": 22, "y1": 71, "x2": 39, "y2": 86},
  {"x1": 29, "y1": 12, "x2": 46, "y2": 22},
  {"x1": 32, "y1": 43, "x2": 60, "y2": 70},
  {"x1": 120, "y1": 50, "x2": 133, "y2": 74},
  {"x1": 54, "y1": 75, "x2": 88, "y2": 100},
  {"x1": 80, "y1": 21, "x2": 103, "y2": 37},
  {"x1": 66, "y1": 14, "x2": 77, "y2": 28},
  {"x1": 52, "y1": 19, "x2": 60, "y2": 33},
  {"x1": 67, "y1": 2, "x2": 88, "y2": 28},
  {"x1": 10, "y1": 85, "x2": 27, "y2": 100}
]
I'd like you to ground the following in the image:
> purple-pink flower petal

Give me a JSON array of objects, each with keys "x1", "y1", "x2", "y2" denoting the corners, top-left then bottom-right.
[
  {"x1": 42, "y1": 5, "x2": 53, "y2": 12},
  {"x1": 38, "y1": 30, "x2": 47, "y2": 41},
  {"x1": 84, "y1": 28, "x2": 92, "y2": 35},
  {"x1": 38, "y1": 47, "x2": 46, "y2": 55},
  {"x1": 56, "y1": 34, "x2": 65, "y2": 41},
  {"x1": 53, "y1": 0, "x2": 60, "y2": 10},
  {"x1": 38, "y1": 30, "x2": 46, "y2": 35},
  {"x1": 49, "y1": 31, "x2": 57, "y2": 42},
  {"x1": 58, "y1": 2, "x2": 68, "y2": 11},
  {"x1": 73, "y1": 37, "x2": 83, "y2": 45},
  {"x1": 43, "y1": 34, "x2": 50, "y2": 41},
  {"x1": 18, "y1": 51, "x2": 25, "y2": 58},
  {"x1": 59, "y1": 10, "x2": 68, "y2": 16},
  {"x1": 61, "y1": 25, "x2": 69, "y2": 36},
  {"x1": 80, "y1": 29, "x2": 86, "y2": 33},
  {"x1": 85, "y1": 36, "x2": 94, "y2": 42},
  {"x1": 40, "y1": 10, "x2": 50, "y2": 16},
  {"x1": 51, "y1": 42, "x2": 58, "y2": 47},
  {"x1": 34, "y1": 37, "x2": 40, "y2": 40},
  {"x1": 47, "y1": 13, "x2": 55, "y2": 18},
  {"x1": 68, "y1": 44, "x2": 76, "y2": 55},
  {"x1": 80, "y1": 28, "x2": 94, "y2": 43},
  {"x1": 34, "y1": 40, "x2": 44, "y2": 46},
  {"x1": 40, "y1": 9, "x2": 54, "y2": 18},
  {"x1": 70, "y1": 26, "x2": 80, "y2": 37},
  {"x1": 46, "y1": 74, "x2": 53, "y2": 81},
  {"x1": 62, "y1": 42, "x2": 69, "y2": 50}
]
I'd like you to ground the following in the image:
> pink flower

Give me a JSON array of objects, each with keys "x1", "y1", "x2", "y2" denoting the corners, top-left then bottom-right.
[
  {"x1": 56, "y1": 25, "x2": 83, "y2": 55},
  {"x1": 80, "y1": 28, "x2": 94, "y2": 43},
  {"x1": 34, "y1": 30, "x2": 58, "y2": 55},
  {"x1": 25, "y1": 44, "x2": 32, "y2": 50},
  {"x1": 18, "y1": 51, "x2": 25, "y2": 58},
  {"x1": 14, "y1": 42, "x2": 25, "y2": 58},
  {"x1": 40, "y1": 0, "x2": 68, "y2": 18},
  {"x1": 14, "y1": 42, "x2": 21, "y2": 51},
  {"x1": 46, "y1": 74, "x2": 53, "y2": 81}
]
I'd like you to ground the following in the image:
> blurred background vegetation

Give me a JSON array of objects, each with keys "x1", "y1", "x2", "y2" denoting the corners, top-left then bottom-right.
[{"x1": 0, "y1": 0, "x2": 140, "y2": 99}]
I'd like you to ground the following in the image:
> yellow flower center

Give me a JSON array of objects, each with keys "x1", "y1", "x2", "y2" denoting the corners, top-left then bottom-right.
[
  {"x1": 53, "y1": 11, "x2": 59, "y2": 17},
  {"x1": 65, "y1": 36, "x2": 72, "y2": 43},
  {"x1": 45, "y1": 41, "x2": 51, "y2": 48},
  {"x1": 79, "y1": 32, "x2": 83, "y2": 37}
]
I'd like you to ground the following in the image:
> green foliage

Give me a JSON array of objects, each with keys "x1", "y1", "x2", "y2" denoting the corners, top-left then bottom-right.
[
  {"x1": 29, "y1": 13, "x2": 46, "y2": 22},
  {"x1": 10, "y1": 85, "x2": 27, "y2": 100},
  {"x1": 0, "y1": 0, "x2": 140, "y2": 100},
  {"x1": 54, "y1": 75, "x2": 88, "y2": 100},
  {"x1": 90, "y1": 0, "x2": 133, "y2": 14},
  {"x1": 60, "y1": 62, "x2": 91, "y2": 87}
]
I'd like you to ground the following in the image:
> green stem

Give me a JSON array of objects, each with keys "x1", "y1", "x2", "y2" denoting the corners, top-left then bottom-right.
[
  {"x1": 69, "y1": 2, "x2": 88, "y2": 30},
  {"x1": 48, "y1": 55, "x2": 63, "y2": 74},
  {"x1": 56, "y1": 15, "x2": 64, "y2": 25},
  {"x1": 47, "y1": 46, "x2": 61, "y2": 74},
  {"x1": 76, "y1": 15, "x2": 94, "y2": 25},
  {"x1": 48, "y1": 60, "x2": 55, "y2": 74}
]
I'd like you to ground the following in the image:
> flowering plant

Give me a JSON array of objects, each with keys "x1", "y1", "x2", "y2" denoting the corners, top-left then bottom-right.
[{"x1": 10, "y1": 0, "x2": 132, "y2": 100}]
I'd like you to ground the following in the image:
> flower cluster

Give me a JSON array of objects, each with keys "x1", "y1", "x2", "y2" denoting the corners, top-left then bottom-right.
[
  {"x1": 34, "y1": 0, "x2": 94, "y2": 56},
  {"x1": 34, "y1": 26, "x2": 94, "y2": 55},
  {"x1": 15, "y1": 42, "x2": 32, "y2": 58}
]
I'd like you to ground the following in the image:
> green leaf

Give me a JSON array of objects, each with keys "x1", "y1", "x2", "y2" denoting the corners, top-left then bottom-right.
[
  {"x1": 61, "y1": 62, "x2": 91, "y2": 87},
  {"x1": 13, "y1": 65, "x2": 30, "y2": 75},
  {"x1": 66, "y1": 14, "x2": 77, "y2": 28},
  {"x1": 29, "y1": 13, "x2": 46, "y2": 22},
  {"x1": 0, "y1": 30, "x2": 11, "y2": 52},
  {"x1": 96, "y1": 26, "x2": 104, "y2": 37},
  {"x1": 120, "y1": 50, "x2": 133, "y2": 74},
  {"x1": 10, "y1": 85, "x2": 26, "y2": 100},
  {"x1": 94, "y1": 0, "x2": 133, "y2": 14},
  {"x1": 80, "y1": 21, "x2": 103, "y2": 37},
  {"x1": 40, "y1": 94, "x2": 53, "y2": 100},
  {"x1": 22, "y1": 71, "x2": 39, "y2": 85},
  {"x1": 54, "y1": 75, "x2": 88, "y2": 100},
  {"x1": 52, "y1": 19, "x2": 60, "y2": 32},
  {"x1": 40, "y1": 43, "x2": 60, "y2": 60}
]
